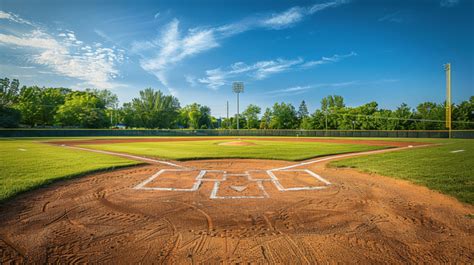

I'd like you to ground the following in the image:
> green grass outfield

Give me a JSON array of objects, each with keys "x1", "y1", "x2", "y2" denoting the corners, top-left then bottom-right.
[
  {"x1": 330, "y1": 139, "x2": 474, "y2": 204},
  {"x1": 79, "y1": 139, "x2": 387, "y2": 161},
  {"x1": 0, "y1": 139, "x2": 140, "y2": 202}
]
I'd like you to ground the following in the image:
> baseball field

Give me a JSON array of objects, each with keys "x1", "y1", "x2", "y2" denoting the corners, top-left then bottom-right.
[{"x1": 0, "y1": 136, "x2": 473, "y2": 263}]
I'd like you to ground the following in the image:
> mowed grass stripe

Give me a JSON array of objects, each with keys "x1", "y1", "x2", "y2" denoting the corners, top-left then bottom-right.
[
  {"x1": 330, "y1": 140, "x2": 474, "y2": 204},
  {"x1": 0, "y1": 139, "x2": 140, "y2": 201},
  {"x1": 79, "y1": 140, "x2": 387, "y2": 161}
]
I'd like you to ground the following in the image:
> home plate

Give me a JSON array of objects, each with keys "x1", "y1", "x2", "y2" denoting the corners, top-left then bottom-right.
[{"x1": 230, "y1": 185, "x2": 247, "y2": 192}]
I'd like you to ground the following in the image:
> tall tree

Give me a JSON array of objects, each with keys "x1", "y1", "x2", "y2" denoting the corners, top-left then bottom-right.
[
  {"x1": 242, "y1": 104, "x2": 261, "y2": 129},
  {"x1": 55, "y1": 91, "x2": 108, "y2": 128},
  {"x1": 0, "y1": 77, "x2": 21, "y2": 127},
  {"x1": 297, "y1": 100, "x2": 310, "y2": 129},
  {"x1": 269, "y1": 103, "x2": 298, "y2": 129},
  {"x1": 259, "y1": 108, "x2": 272, "y2": 129},
  {"x1": 131, "y1": 88, "x2": 180, "y2": 128},
  {"x1": 17, "y1": 86, "x2": 42, "y2": 127}
]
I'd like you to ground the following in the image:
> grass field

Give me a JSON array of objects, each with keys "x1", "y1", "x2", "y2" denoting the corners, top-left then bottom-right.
[
  {"x1": 79, "y1": 139, "x2": 387, "y2": 161},
  {"x1": 331, "y1": 140, "x2": 474, "y2": 204},
  {"x1": 0, "y1": 139, "x2": 140, "y2": 201}
]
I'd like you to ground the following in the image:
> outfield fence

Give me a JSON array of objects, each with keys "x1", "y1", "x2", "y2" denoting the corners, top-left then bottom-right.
[{"x1": 0, "y1": 129, "x2": 473, "y2": 138}]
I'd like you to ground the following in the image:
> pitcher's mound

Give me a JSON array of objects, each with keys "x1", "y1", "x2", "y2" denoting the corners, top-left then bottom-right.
[{"x1": 218, "y1": 141, "x2": 256, "y2": 146}]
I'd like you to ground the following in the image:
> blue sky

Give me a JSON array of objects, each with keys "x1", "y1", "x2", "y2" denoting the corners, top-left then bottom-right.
[{"x1": 0, "y1": 0, "x2": 473, "y2": 117}]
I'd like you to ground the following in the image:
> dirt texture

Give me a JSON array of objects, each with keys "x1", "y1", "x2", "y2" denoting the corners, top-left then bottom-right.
[
  {"x1": 48, "y1": 137, "x2": 427, "y2": 147},
  {"x1": 1, "y1": 150, "x2": 472, "y2": 263},
  {"x1": 217, "y1": 141, "x2": 256, "y2": 146}
]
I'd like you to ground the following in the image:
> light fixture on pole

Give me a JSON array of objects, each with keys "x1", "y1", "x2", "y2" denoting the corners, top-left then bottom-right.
[{"x1": 232, "y1": 82, "x2": 244, "y2": 130}]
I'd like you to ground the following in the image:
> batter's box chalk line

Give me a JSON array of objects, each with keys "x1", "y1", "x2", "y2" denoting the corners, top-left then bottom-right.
[{"x1": 134, "y1": 168, "x2": 331, "y2": 199}]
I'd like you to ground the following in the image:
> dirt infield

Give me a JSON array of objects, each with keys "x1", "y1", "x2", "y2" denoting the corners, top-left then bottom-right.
[
  {"x1": 48, "y1": 137, "x2": 427, "y2": 147},
  {"x1": 0, "y1": 149, "x2": 472, "y2": 263}
]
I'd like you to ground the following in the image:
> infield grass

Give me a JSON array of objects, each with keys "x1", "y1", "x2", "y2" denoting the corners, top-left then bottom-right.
[
  {"x1": 79, "y1": 139, "x2": 387, "y2": 161},
  {"x1": 0, "y1": 139, "x2": 140, "y2": 201},
  {"x1": 331, "y1": 139, "x2": 474, "y2": 204}
]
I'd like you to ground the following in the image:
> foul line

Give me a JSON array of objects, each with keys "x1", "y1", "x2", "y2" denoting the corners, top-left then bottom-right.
[
  {"x1": 61, "y1": 145, "x2": 185, "y2": 168},
  {"x1": 270, "y1": 144, "x2": 432, "y2": 171}
]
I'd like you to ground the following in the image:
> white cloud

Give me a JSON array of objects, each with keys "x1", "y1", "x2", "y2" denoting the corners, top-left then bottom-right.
[
  {"x1": 185, "y1": 75, "x2": 197, "y2": 87},
  {"x1": 0, "y1": 10, "x2": 34, "y2": 26},
  {"x1": 0, "y1": 12, "x2": 125, "y2": 89},
  {"x1": 261, "y1": 0, "x2": 346, "y2": 29},
  {"x1": 264, "y1": 79, "x2": 398, "y2": 96},
  {"x1": 134, "y1": 1, "x2": 349, "y2": 92},
  {"x1": 440, "y1": 0, "x2": 460, "y2": 7},
  {"x1": 262, "y1": 7, "x2": 305, "y2": 29},
  {"x1": 198, "y1": 58, "x2": 303, "y2": 90},
  {"x1": 264, "y1": 85, "x2": 312, "y2": 96},
  {"x1": 132, "y1": 19, "x2": 218, "y2": 93},
  {"x1": 378, "y1": 11, "x2": 404, "y2": 23},
  {"x1": 198, "y1": 52, "x2": 356, "y2": 90},
  {"x1": 301, "y1": 51, "x2": 357, "y2": 68}
]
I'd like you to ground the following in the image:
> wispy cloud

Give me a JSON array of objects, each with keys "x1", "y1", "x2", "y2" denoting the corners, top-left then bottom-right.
[
  {"x1": 198, "y1": 58, "x2": 304, "y2": 90},
  {"x1": 198, "y1": 52, "x2": 356, "y2": 90},
  {"x1": 132, "y1": 0, "x2": 349, "y2": 93},
  {"x1": 264, "y1": 79, "x2": 398, "y2": 96},
  {"x1": 0, "y1": 10, "x2": 34, "y2": 26},
  {"x1": 0, "y1": 11, "x2": 125, "y2": 89},
  {"x1": 264, "y1": 85, "x2": 312, "y2": 96},
  {"x1": 440, "y1": 0, "x2": 460, "y2": 7},
  {"x1": 301, "y1": 51, "x2": 357, "y2": 68},
  {"x1": 185, "y1": 75, "x2": 197, "y2": 87},
  {"x1": 131, "y1": 18, "x2": 218, "y2": 94},
  {"x1": 262, "y1": 0, "x2": 347, "y2": 29},
  {"x1": 378, "y1": 11, "x2": 404, "y2": 23}
]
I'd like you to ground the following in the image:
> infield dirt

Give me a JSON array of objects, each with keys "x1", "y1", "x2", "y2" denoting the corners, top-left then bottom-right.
[{"x1": 0, "y1": 149, "x2": 472, "y2": 263}]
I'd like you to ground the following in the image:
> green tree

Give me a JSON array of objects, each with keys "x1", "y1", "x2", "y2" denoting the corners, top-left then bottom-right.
[
  {"x1": 131, "y1": 88, "x2": 180, "y2": 128},
  {"x1": 414, "y1": 102, "x2": 444, "y2": 130},
  {"x1": 198, "y1": 105, "x2": 212, "y2": 129},
  {"x1": 0, "y1": 77, "x2": 20, "y2": 106},
  {"x1": 38, "y1": 87, "x2": 70, "y2": 125},
  {"x1": 17, "y1": 86, "x2": 42, "y2": 127},
  {"x1": 0, "y1": 77, "x2": 21, "y2": 127},
  {"x1": 453, "y1": 96, "x2": 474, "y2": 129},
  {"x1": 269, "y1": 102, "x2": 298, "y2": 129},
  {"x1": 392, "y1": 103, "x2": 415, "y2": 130},
  {"x1": 55, "y1": 91, "x2": 108, "y2": 128},
  {"x1": 242, "y1": 104, "x2": 261, "y2": 129}
]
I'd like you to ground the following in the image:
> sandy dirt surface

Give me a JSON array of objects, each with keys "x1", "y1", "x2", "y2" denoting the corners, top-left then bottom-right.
[
  {"x1": 217, "y1": 141, "x2": 256, "y2": 146},
  {"x1": 48, "y1": 137, "x2": 427, "y2": 147},
  {"x1": 1, "y1": 151, "x2": 472, "y2": 263}
]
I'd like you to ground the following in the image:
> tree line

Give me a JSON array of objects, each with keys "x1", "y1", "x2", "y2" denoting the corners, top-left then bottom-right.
[{"x1": 1, "y1": 77, "x2": 473, "y2": 130}]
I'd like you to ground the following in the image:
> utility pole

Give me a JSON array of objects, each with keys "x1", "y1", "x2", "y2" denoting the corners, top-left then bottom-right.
[
  {"x1": 232, "y1": 82, "x2": 244, "y2": 130},
  {"x1": 444, "y1": 63, "x2": 452, "y2": 138},
  {"x1": 226, "y1": 101, "x2": 229, "y2": 128}
]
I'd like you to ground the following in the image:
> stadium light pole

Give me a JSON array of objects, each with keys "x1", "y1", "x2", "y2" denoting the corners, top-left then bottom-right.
[
  {"x1": 232, "y1": 82, "x2": 244, "y2": 130},
  {"x1": 444, "y1": 63, "x2": 452, "y2": 139}
]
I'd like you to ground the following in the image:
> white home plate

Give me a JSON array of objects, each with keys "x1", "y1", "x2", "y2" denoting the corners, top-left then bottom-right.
[{"x1": 230, "y1": 185, "x2": 248, "y2": 192}]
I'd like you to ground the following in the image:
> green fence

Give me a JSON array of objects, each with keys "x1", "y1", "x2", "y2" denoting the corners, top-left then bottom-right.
[{"x1": 0, "y1": 129, "x2": 473, "y2": 138}]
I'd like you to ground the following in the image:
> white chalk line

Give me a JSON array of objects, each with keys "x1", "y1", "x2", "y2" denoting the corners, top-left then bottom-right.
[
  {"x1": 62, "y1": 145, "x2": 185, "y2": 168},
  {"x1": 135, "y1": 168, "x2": 330, "y2": 199},
  {"x1": 450, "y1": 150, "x2": 465, "y2": 153},
  {"x1": 269, "y1": 144, "x2": 433, "y2": 171},
  {"x1": 62, "y1": 142, "x2": 434, "y2": 200}
]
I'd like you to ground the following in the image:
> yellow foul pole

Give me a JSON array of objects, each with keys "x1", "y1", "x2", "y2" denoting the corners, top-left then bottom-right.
[{"x1": 444, "y1": 63, "x2": 452, "y2": 138}]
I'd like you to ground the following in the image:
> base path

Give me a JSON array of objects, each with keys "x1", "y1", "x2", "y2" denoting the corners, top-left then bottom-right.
[{"x1": 0, "y1": 145, "x2": 472, "y2": 263}]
